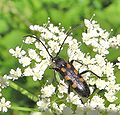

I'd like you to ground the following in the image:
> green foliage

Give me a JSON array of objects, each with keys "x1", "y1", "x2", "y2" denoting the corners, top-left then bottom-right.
[{"x1": 0, "y1": 0, "x2": 120, "y2": 114}]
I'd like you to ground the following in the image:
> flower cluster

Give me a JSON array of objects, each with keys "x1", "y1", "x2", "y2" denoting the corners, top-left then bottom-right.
[
  {"x1": 0, "y1": 97, "x2": 11, "y2": 112},
  {"x1": 0, "y1": 18, "x2": 120, "y2": 114},
  {"x1": 0, "y1": 75, "x2": 11, "y2": 112}
]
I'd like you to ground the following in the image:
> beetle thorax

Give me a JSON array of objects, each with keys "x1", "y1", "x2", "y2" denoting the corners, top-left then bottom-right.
[{"x1": 53, "y1": 57, "x2": 66, "y2": 68}]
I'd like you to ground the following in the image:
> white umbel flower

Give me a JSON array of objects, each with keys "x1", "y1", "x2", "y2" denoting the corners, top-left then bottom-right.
[
  {"x1": 0, "y1": 97, "x2": 11, "y2": 112},
  {"x1": 19, "y1": 56, "x2": 31, "y2": 67},
  {"x1": 9, "y1": 68, "x2": 22, "y2": 80},
  {"x1": 88, "y1": 96, "x2": 105, "y2": 109},
  {"x1": 24, "y1": 36, "x2": 36, "y2": 44},
  {"x1": 0, "y1": 76, "x2": 9, "y2": 88},
  {"x1": 9, "y1": 46, "x2": 26, "y2": 58},
  {"x1": 41, "y1": 84, "x2": 56, "y2": 98},
  {"x1": 23, "y1": 67, "x2": 33, "y2": 76},
  {"x1": 67, "y1": 92, "x2": 83, "y2": 106},
  {"x1": 37, "y1": 98, "x2": 50, "y2": 111},
  {"x1": 58, "y1": 80, "x2": 68, "y2": 95}
]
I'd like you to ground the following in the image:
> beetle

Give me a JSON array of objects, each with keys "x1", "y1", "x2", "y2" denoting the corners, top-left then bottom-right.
[{"x1": 26, "y1": 28, "x2": 100, "y2": 99}]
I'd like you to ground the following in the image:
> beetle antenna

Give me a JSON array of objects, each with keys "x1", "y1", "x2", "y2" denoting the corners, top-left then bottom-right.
[
  {"x1": 55, "y1": 24, "x2": 84, "y2": 58},
  {"x1": 24, "y1": 35, "x2": 53, "y2": 59}
]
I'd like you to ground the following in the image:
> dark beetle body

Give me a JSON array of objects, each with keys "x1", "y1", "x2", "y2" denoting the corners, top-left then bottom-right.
[
  {"x1": 54, "y1": 57, "x2": 90, "y2": 97},
  {"x1": 27, "y1": 31, "x2": 97, "y2": 98}
]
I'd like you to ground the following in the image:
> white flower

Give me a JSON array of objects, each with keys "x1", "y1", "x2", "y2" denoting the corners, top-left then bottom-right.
[
  {"x1": 82, "y1": 55, "x2": 96, "y2": 65},
  {"x1": 0, "y1": 97, "x2": 11, "y2": 112},
  {"x1": 37, "y1": 98, "x2": 50, "y2": 111},
  {"x1": 23, "y1": 67, "x2": 33, "y2": 76},
  {"x1": 88, "y1": 96, "x2": 105, "y2": 109},
  {"x1": 35, "y1": 41, "x2": 45, "y2": 50},
  {"x1": 32, "y1": 60, "x2": 49, "y2": 81},
  {"x1": 104, "y1": 92, "x2": 117, "y2": 102},
  {"x1": 28, "y1": 49, "x2": 41, "y2": 62},
  {"x1": 88, "y1": 64, "x2": 103, "y2": 77},
  {"x1": 67, "y1": 92, "x2": 83, "y2": 106},
  {"x1": 95, "y1": 79, "x2": 107, "y2": 90},
  {"x1": 24, "y1": 36, "x2": 36, "y2": 44},
  {"x1": 19, "y1": 56, "x2": 31, "y2": 67},
  {"x1": 82, "y1": 19, "x2": 111, "y2": 55},
  {"x1": 105, "y1": 81, "x2": 120, "y2": 92},
  {"x1": 41, "y1": 84, "x2": 56, "y2": 98},
  {"x1": 9, "y1": 68, "x2": 22, "y2": 80},
  {"x1": 103, "y1": 62, "x2": 114, "y2": 77},
  {"x1": 52, "y1": 102, "x2": 66, "y2": 113},
  {"x1": 0, "y1": 76, "x2": 9, "y2": 88},
  {"x1": 48, "y1": 24, "x2": 60, "y2": 34},
  {"x1": 95, "y1": 54, "x2": 106, "y2": 67},
  {"x1": 32, "y1": 68, "x2": 44, "y2": 81},
  {"x1": 48, "y1": 40, "x2": 60, "y2": 53},
  {"x1": 9, "y1": 46, "x2": 26, "y2": 58},
  {"x1": 107, "y1": 104, "x2": 118, "y2": 112},
  {"x1": 59, "y1": 103, "x2": 66, "y2": 112},
  {"x1": 58, "y1": 80, "x2": 68, "y2": 97}
]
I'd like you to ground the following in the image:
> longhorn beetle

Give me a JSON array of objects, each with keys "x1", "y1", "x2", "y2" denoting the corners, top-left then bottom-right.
[{"x1": 26, "y1": 26, "x2": 100, "y2": 99}]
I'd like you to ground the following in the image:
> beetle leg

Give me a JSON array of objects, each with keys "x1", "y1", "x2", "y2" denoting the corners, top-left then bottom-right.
[
  {"x1": 79, "y1": 70, "x2": 100, "y2": 78},
  {"x1": 68, "y1": 85, "x2": 71, "y2": 94},
  {"x1": 49, "y1": 67, "x2": 60, "y2": 72}
]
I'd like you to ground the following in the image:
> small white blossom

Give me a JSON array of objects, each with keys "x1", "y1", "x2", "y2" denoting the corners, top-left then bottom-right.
[
  {"x1": 58, "y1": 80, "x2": 68, "y2": 97},
  {"x1": 59, "y1": 103, "x2": 66, "y2": 112},
  {"x1": 107, "y1": 104, "x2": 119, "y2": 112},
  {"x1": 103, "y1": 62, "x2": 114, "y2": 77},
  {"x1": 0, "y1": 76, "x2": 9, "y2": 88},
  {"x1": 28, "y1": 49, "x2": 41, "y2": 62},
  {"x1": 32, "y1": 60, "x2": 49, "y2": 81},
  {"x1": 19, "y1": 56, "x2": 31, "y2": 67},
  {"x1": 41, "y1": 84, "x2": 56, "y2": 98},
  {"x1": 48, "y1": 40, "x2": 60, "y2": 53},
  {"x1": 104, "y1": 92, "x2": 117, "y2": 102},
  {"x1": 9, "y1": 68, "x2": 22, "y2": 80},
  {"x1": 88, "y1": 96, "x2": 105, "y2": 109},
  {"x1": 37, "y1": 98, "x2": 50, "y2": 111},
  {"x1": 35, "y1": 41, "x2": 45, "y2": 50},
  {"x1": 105, "y1": 82, "x2": 120, "y2": 92},
  {"x1": 9, "y1": 46, "x2": 26, "y2": 58},
  {"x1": 48, "y1": 24, "x2": 60, "y2": 34},
  {"x1": 67, "y1": 92, "x2": 83, "y2": 106},
  {"x1": 95, "y1": 79, "x2": 107, "y2": 90},
  {"x1": 88, "y1": 64, "x2": 103, "y2": 77},
  {"x1": 32, "y1": 69, "x2": 44, "y2": 81},
  {"x1": 52, "y1": 102, "x2": 66, "y2": 113},
  {"x1": 95, "y1": 54, "x2": 106, "y2": 67},
  {"x1": 0, "y1": 97, "x2": 11, "y2": 112},
  {"x1": 82, "y1": 55, "x2": 96, "y2": 65},
  {"x1": 23, "y1": 67, "x2": 33, "y2": 76},
  {"x1": 24, "y1": 36, "x2": 36, "y2": 44}
]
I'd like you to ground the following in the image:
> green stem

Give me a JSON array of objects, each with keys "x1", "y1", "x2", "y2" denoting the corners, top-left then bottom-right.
[
  {"x1": 11, "y1": 106, "x2": 39, "y2": 112},
  {"x1": 9, "y1": 81, "x2": 38, "y2": 102}
]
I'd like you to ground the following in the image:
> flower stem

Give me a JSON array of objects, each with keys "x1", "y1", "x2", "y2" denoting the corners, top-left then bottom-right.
[
  {"x1": 11, "y1": 106, "x2": 39, "y2": 112},
  {"x1": 9, "y1": 81, "x2": 38, "y2": 102}
]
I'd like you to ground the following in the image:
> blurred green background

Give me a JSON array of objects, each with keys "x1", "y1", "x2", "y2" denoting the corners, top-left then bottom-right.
[{"x1": 0, "y1": 0, "x2": 120, "y2": 115}]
